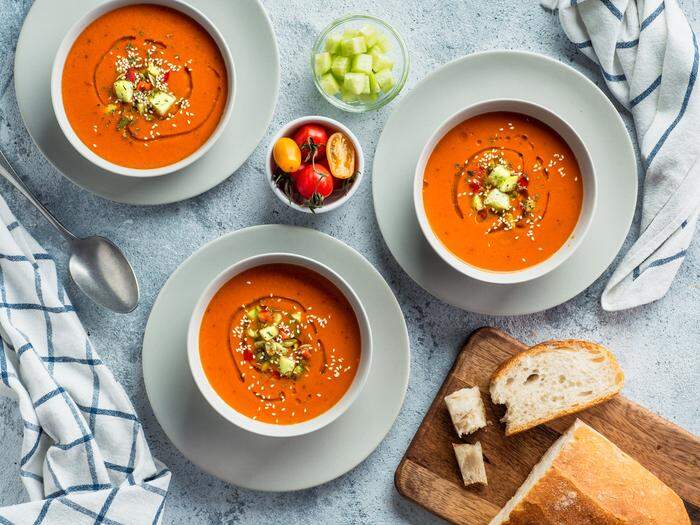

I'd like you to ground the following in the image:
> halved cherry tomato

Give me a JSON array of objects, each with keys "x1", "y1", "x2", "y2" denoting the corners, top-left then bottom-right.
[
  {"x1": 273, "y1": 137, "x2": 302, "y2": 173},
  {"x1": 293, "y1": 163, "x2": 333, "y2": 201},
  {"x1": 326, "y1": 132, "x2": 356, "y2": 180},
  {"x1": 293, "y1": 124, "x2": 328, "y2": 162}
]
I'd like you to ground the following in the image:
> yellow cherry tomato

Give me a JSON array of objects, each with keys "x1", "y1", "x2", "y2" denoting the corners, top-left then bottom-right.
[
  {"x1": 273, "y1": 137, "x2": 302, "y2": 173},
  {"x1": 326, "y1": 132, "x2": 356, "y2": 179}
]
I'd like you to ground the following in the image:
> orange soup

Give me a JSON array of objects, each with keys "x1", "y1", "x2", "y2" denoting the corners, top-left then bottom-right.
[
  {"x1": 62, "y1": 4, "x2": 228, "y2": 169},
  {"x1": 199, "y1": 264, "x2": 361, "y2": 425},
  {"x1": 422, "y1": 112, "x2": 583, "y2": 271}
]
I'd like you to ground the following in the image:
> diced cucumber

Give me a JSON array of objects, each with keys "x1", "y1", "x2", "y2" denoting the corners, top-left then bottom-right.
[
  {"x1": 325, "y1": 33, "x2": 342, "y2": 54},
  {"x1": 113, "y1": 80, "x2": 134, "y2": 104},
  {"x1": 314, "y1": 52, "x2": 332, "y2": 76},
  {"x1": 291, "y1": 311, "x2": 302, "y2": 322},
  {"x1": 343, "y1": 72, "x2": 369, "y2": 96},
  {"x1": 484, "y1": 188, "x2": 511, "y2": 211},
  {"x1": 368, "y1": 72, "x2": 381, "y2": 94},
  {"x1": 331, "y1": 55, "x2": 350, "y2": 79},
  {"x1": 351, "y1": 53, "x2": 373, "y2": 74},
  {"x1": 340, "y1": 36, "x2": 367, "y2": 57},
  {"x1": 374, "y1": 69, "x2": 395, "y2": 92},
  {"x1": 359, "y1": 93, "x2": 378, "y2": 103},
  {"x1": 498, "y1": 175, "x2": 519, "y2": 193},
  {"x1": 375, "y1": 32, "x2": 393, "y2": 52},
  {"x1": 147, "y1": 62, "x2": 161, "y2": 82},
  {"x1": 148, "y1": 91, "x2": 176, "y2": 116},
  {"x1": 472, "y1": 194, "x2": 484, "y2": 211},
  {"x1": 369, "y1": 48, "x2": 394, "y2": 72},
  {"x1": 341, "y1": 90, "x2": 359, "y2": 103},
  {"x1": 319, "y1": 73, "x2": 340, "y2": 96},
  {"x1": 342, "y1": 28, "x2": 359, "y2": 39},
  {"x1": 359, "y1": 25, "x2": 378, "y2": 47}
]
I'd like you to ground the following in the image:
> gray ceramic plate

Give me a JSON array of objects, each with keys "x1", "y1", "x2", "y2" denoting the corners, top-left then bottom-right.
[
  {"x1": 373, "y1": 50, "x2": 638, "y2": 315},
  {"x1": 142, "y1": 225, "x2": 410, "y2": 491},
  {"x1": 14, "y1": 0, "x2": 279, "y2": 205}
]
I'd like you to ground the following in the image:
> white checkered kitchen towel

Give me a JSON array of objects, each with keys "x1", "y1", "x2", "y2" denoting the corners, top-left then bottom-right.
[
  {"x1": 0, "y1": 195, "x2": 170, "y2": 524},
  {"x1": 543, "y1": 0, "x2": 700, "y2": 310}
]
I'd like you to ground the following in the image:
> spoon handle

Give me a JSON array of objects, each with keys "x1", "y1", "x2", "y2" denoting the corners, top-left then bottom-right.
[{"x1": 0, "y1": 149, "x2": 77, "y2": 241}]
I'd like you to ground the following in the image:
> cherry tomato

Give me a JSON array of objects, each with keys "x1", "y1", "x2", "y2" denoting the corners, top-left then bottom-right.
[
  {"x1": 273, "y1": 137, "x2": 302, "y2": 173},
  {"x1": 326, "y1": 132, "x2": 356, "y2": 179},
  {"x1": 293, "y1": 163, "x2": 333, "y2": 201},
  {"x1": 293, "y1": 124, "x2": 328, "y2": 162}
]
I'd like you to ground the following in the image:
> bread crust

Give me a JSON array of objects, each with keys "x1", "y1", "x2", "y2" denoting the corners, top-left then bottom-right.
[
  {"x1": 490, "y1": 340, "x2": 625, "y2": 436},
  {"x1": 497, "y1": 421, "x2": 690, "y2": 525}
]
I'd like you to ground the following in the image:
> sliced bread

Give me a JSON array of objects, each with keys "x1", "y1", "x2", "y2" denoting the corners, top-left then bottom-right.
[
  {"x1": 489, "y1": 419, "x2": 690, "y2": 525},
  {"x1": 489, "y1": 340, "x2": 624, "y2": 435}
]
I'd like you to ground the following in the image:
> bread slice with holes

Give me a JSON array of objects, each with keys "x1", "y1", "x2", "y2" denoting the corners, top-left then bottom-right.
[{"x1": 489, "y1": 340, "x2": 624, "y2": 436}]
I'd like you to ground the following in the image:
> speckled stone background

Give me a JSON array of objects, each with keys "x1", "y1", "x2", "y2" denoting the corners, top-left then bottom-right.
[{"x1": 0, "y1": 0, "x2": 698, "y2": 523}]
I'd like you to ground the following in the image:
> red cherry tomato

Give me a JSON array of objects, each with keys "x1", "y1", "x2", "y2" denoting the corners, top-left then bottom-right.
[
  {"x1": 293, "y1": 124, "x2": 328, "y2": 162},
  {"x1": 293, "y1": 163, "x2": 333, "y2": 201}
]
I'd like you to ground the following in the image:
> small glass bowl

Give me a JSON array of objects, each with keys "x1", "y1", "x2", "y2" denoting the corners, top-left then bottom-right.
[{"x1": 311, "y1": 14, "x2": 409, "y2": 113}]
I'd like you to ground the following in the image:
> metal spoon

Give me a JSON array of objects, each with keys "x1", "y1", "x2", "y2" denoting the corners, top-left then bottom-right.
[{"x1": 0, "y1": 150, "x2": 139, "y2": 313}]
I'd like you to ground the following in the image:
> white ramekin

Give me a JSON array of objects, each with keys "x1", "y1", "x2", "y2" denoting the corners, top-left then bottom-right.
[
  {"x1": 187, "y1": 252, "x2": 373, "y2": 437},
  {"x1": 50, "y1": 0, "x2": 236, "y2": 178},
  {"x1": 266, "y1": 116, "x2": 365, "y2": 214},
  {"x1": 414, "y1": 99, "x2": 597, "y2": 285}
]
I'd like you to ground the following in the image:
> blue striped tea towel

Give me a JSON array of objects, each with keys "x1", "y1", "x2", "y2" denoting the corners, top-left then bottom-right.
[
  {"x1": 542, "y1": 0, "x2": 699, "y2": 310},
  {"x1": 0, "y1": 195, "x2": 170, "y2": 524}
]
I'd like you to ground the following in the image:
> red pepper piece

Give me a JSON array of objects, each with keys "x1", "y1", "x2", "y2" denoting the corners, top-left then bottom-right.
[
  {"x1": 469, "y1": 180, "x2": 481, "y2": 192},
  {"x1": 243, "y1": 349, "x2": 254, "y2": 361},
  {"x1": 126, "y1": 68, "x2": 136, "y2": 82},
  {"x1": 162, "y1": 70, "x2": 170, "y2": 82}
]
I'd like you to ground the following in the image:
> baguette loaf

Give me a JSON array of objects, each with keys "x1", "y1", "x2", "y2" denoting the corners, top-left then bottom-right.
[
  {"x1": 489, "y1": 419, "x2": 690, "y2": 525},
  {"x1": 490, "y1": 340, "x2": 624, "y2": 435}
]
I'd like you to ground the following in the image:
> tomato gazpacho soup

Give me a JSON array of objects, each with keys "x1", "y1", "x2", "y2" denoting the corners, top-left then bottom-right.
[
  {"x1": 422, "y1": 112, "x2": 584, "y2": 272},
  {"x1": 61, "y1": 4, "x2": 228, "y2": 169},
  {"x1": 199, "y1": 264, "x2": 361, "y2": 425}
]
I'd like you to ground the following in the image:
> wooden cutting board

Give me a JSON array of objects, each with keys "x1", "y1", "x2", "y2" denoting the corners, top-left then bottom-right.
[{"x1": 395, "y1": 327, "x2": 700, "y2": 524}]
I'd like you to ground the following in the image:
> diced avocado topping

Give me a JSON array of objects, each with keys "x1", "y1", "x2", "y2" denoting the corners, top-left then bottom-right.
[
  {"x1": 146, "y1": 62, "x2": 161, "y2": 81},
  {"x1": 259, "y1": 325, "x2": 279, "y2": 341},
  {"x1": 484, "y1": 188, "x2": 511, "y2": 211},
  {"x1": 278, "y1": 356, "x2": 295, "y2": 376},
  {"x1": 113, "y1": 80, "x2": 134, "y2": 104},
  {"x1": 148, "y1": 91, "x2": 176, "y2": 117}
]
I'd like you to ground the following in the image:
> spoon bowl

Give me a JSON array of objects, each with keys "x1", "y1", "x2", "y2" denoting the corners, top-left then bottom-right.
[
  {"x1": 69, "y1": 236, "x2": 139, "y2": 313},
  {"x1": 0, "y1": 149, "x2": 140, "y2": 313}
]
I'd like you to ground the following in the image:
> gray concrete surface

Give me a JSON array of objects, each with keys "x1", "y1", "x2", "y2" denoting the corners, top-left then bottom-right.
[{"x1": 0, "y1": 0, "x2": 698, "y2": 523}]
